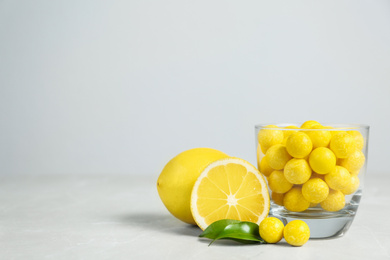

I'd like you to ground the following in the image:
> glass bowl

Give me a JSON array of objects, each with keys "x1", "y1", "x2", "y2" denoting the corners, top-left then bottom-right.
[{"x1": 254, "y1": 123, "x2": 369, "y2": 238}]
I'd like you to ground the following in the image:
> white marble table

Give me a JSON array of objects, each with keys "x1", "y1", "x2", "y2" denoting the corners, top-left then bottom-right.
[{"x1": 0, "y1": 173, "x2": 389, "y2": 260}]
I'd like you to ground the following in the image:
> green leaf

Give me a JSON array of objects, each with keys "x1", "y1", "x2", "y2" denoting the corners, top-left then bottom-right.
[{"x1": 199, "y1": 219, "x2": 266, "y2": 246}]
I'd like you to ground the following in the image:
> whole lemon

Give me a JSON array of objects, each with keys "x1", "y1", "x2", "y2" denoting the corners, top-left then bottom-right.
[{"x1": 157, "y1": 148, "x2": 229, "y2": 225}]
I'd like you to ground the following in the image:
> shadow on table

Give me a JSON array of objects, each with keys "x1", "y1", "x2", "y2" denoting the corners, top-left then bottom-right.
[
  {"x1": 114, "y1": 213, "x2": 295, "y2": 247},
  {"x1": 115, "y1": 212, "x2": 201, "y2": 237}
]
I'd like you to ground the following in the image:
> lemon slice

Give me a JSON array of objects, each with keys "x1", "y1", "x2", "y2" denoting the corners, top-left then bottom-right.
[{"x1": 190, "y1": 158, "x2": 270, "y2": 230}]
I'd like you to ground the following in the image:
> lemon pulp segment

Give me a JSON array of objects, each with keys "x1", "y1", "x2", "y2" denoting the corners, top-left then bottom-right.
[{"x1": 191, "y1": 158, "x2": 270, "y2": 230}]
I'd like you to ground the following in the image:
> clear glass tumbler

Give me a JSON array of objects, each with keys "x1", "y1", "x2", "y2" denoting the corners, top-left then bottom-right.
[{"x1": 254, "y1": 123, "x2": 369, "y2": 238}]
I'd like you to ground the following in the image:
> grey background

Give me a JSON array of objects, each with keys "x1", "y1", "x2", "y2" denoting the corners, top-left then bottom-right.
[{"x1": 1, "y1": 0, "x2": 389, "y2": 176}]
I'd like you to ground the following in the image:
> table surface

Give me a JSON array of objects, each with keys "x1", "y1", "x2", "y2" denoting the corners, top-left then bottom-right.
[{"x1": 1, "y1": 173, "x2": 389, "y2": 260}]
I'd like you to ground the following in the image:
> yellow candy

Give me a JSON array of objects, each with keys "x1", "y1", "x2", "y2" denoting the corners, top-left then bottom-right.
[
  {"x1": 305, "y1": 125, "x2": 332, "y2": 148},
  {"x1": 320, "y1": 189, "x2": 345, "y2": 212},
  {"x1": 310, "y1": 172, "x2": 325, "y2": 180},
  {"x1": 258, "y1": 125, "x2": 284, "y2": 153},
  {"x1": 302, "y1": 178, "x2": 329, "y2": 203},
  {"x1": 259, "y1": 156, "x2": 273, "y2": 177},
  {"x1": 283, "y1": 220, "x2": 310, "y2": 246},
  {"x1": 272, "y1": 192, "x2": 285, "y2": 206},
  {"x1": 283, "y1": 186, "x2": 310, "y2": 212},
  {"x1": 341, "y1": 175, "x2": 360, "y2": 195},
  {"x1": 330, "y1": 132, "x2": 356, "y2": 158},
  {"x1": 350, "y1": 170, "x2": 360, "y2": 176},
  {"x1": 300, "y1": 120, "x2": 321, "y2": 129},
  {"x1": 323, "y1": 126, "x2": 340, "y2": 137},
  {"x1": 265, "y1": 144, "x2": 292, "y2": 170},
  {"x1": 324, "y1": 126, "x2": 346, "y2": 137},
  {"x1": 286, "y1": 132, "x2": 313, "y2": 158},
  {"x1": 259, "y1": 217, "x2": 285, "y2": 244},
  {"x1": 261, "y1": 121, "x2": 366, "y2": 215},
  {"x1": 347, "y1": 130, "x2": 364, "y2": 151},
  {"x1": 268, "y1": 170, "x2": 293, "y2": 193},
  {"x1": 339, "y1": 149, "x2": 365, "y2": 173},
  {"x1": 309, "y1": 147, "x2": 336, "y2": 174},
  {"x1": 283, "y1": 125, "x2": 300, "y2": 139},
  {"x1": 284, "y1": 158, "x2": 312, "y2": 184},
  {"x1": 325, "y1": 166, "x2": 352, "y2": 191},
  {"x1": 257, "y1": 144, "x2": 262, "y2": 171}
]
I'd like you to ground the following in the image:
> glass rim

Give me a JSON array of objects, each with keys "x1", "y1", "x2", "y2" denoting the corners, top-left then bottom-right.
[{"x1": 254, "y1": 123, "x2": 370, "y2": 131}]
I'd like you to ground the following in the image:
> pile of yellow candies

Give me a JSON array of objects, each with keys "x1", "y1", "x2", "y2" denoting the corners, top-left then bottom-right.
[{"x1": 257, "y1": 120, "x2": 366, "y2": 212}]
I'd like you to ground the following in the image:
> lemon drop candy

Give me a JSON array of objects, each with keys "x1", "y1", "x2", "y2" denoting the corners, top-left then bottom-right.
[
  {"x1": 350, "y1": 170, "x2": 361, "y2": 176},
  {"x1": 283, "y1": 186, "x2": 310, "y2": 212},
  {"x1": 282, "y1": 125, "x2": 300, "y2": 144},
  {"x1": 259, "y1": 217, "x2": 285, "y2": 243},
  {"x1": 310, "y1": 172, "x2": 325, "y2": 180},
  {"x1": 347, "y1": 130, "x2": 364, "y2": 151},
  {"x1": 325, "y1": 166, "x2": 352, "y2": 191},
  {"x1": 302, "y1": 178, "x2": 329, "y2": 203},
  {"x1": 341, "y1": 175, "x2": 360, "y2": 195},
  {"x1": 286, "y1": 132, "x2": 313, "y2": 158},
  {"x1": 305, "y1": 125, "x2": 332, "y2": 148},
  {"x1": 256, "y1": 144, "x2": 262, "y2": 171},
  {"x1": 339, "y1": 149, "x2": 365, "y2": 173},
  {"x1": 256, "y1": 123, "x2": 369, "y2": 239},
  {"x1": 268, "y1": 170, "x2": 293, "y2": 193},
  {"x1": 265, "y1": 144, "x2": 292, "y2": 170},
  {"x1": 258, "y1": 125, "x2": 284, "y2": 153},
  {"x1": 259, "y1": 156, "x2": 274, "y2": 177},
  {"x1": 301, "y1": 120, "x2": 321, "y2": 129},
  {"x1": 320, "y1": 189, "x2": 345, "y2": 212},
  {"x1": 284, "y1": 158, "x2": 312, "y2": 184},
  {"x1": 323, "y1": 126, "x2": 343, "y2": 137},
  {"x1": 272, "y1": 192, "x2": 285, "y2": 206},
  {"x1": 284, "y1": 220, "x2": 310, "y2": 246},
  {"x1": 330, "y1": 132, "x2": 356, "y2": 158},
  {"x1": 309, "y1": 147, "x2": 336, "y2": 174}
]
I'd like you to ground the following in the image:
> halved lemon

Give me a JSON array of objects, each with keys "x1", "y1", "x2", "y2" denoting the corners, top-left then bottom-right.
[{"x1": 190, "y1": 158, "x2": 270, "y2": 230}]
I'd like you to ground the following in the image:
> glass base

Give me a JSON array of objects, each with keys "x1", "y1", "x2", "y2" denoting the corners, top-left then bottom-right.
[{"x1": 270, "y1": 192, "x2": 361, "y2": 239}]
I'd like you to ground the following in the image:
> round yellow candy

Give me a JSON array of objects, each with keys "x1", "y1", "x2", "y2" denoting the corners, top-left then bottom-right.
[
  {"x1": 283, "y1": 125, "x2": 299, "y2": 138},
  {"x1": 259, "y1": 217, "x2": 285, "y2": 244},
  {"x1": 302, "y1": 178, "x2": 329, "y2": 203},
  {"x1": 305, "y1": 125, "x2": 332, "y2": 148},
  {"x1": 283, "y1": 220, "x2": 310, "y2": 246},
  {"x1": 300, "y1": 120, "x2": 321, "y2": 129},
  {"x1": 284, "y1": 158, "x2": 312, "y2": 184},
  {"x1": 320, "y1": 189, "x2": 345, "y2": 212},
  {"x1": 258, "y1": 125, "x2": 284, "y2": 153},
  {"x1": 339, "y1": 149, "x2": 365, "y2": 173},
  {"x1": 323, "y1": 126, "x2": 343, "y2": 137},
  {"x1": 310, "y1": 172, "x2": 325, "y2": 180},
  {"x1": 268, "y1": 170, "x2": 293, "y2": 193},
  {"x1": 341, "y1": 175, "x2": 360, "y2": 195},
  {"x1": 325, "y1": 166, "x2": 352, "y2": 191},
  {"x1": 309, "y1": 147, "x2": 336, "y2": 174},
  {"x1": 347, "y1": 130, "x2": 364, "y2": 151},
  {"x1": 259, "y1": 156, "x2": 273, "y2": 177},
  {"x1": 265, "y1": 144, "x2": 292, "y2": 170},
  {"x1": 272, "y1": 192, "x2": 285, "y2": 206},
  {"x1": 350, "y1": 170, "x2": 360, "y2": 176},
  {"x1": 330, "y1": 132, "x2": 356, "y2": 158},
  {"x1": 286, "y1": 132, "x2": 313, "y2": 158},
  {"x1": 283, "y1": 186, "x2": 310, "y2": 212}
]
